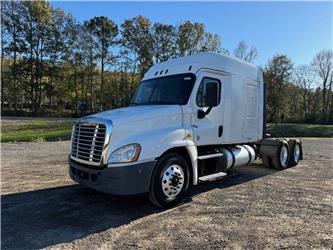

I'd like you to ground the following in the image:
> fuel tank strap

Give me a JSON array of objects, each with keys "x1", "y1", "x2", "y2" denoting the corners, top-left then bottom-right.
[
  {"x1": 226, "y1": 147, "x2": 236, "y2": 168},
  {"x1": 242, "y1": 145, "x2": 253, "y2": 165}
]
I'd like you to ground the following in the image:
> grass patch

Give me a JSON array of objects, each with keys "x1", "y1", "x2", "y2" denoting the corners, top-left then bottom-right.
[
  {"x1": 1, "y1": 120, "x2": 74, "y2": 142},
  {"x1": 1, "y1": 119, "x2": 332, "y2": 142},
  {"x1": 267, "y1": 123, "x2": 333, "y2": 138}
]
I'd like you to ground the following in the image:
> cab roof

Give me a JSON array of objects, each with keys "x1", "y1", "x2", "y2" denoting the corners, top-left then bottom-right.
[{"x1": 143, "y1": 52, "x2": 261, "y2": 81}]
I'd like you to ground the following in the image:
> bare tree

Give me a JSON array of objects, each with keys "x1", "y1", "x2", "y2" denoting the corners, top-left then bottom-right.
[
  {"x1": 197, "y1": 32, "x2": 221, "y2": 53},
  {"x1": 312, "y1": 49, "x2": 333, "y2": 123},
  {"x1": 294, "y1": 65, "x2": 314, "y2": 121},
  {"x1": 328, "y1": 73, "x2": 333, "y2": 123},
  {"x1": 234, "y1": 40, "x2": 258, "y2": 63}
]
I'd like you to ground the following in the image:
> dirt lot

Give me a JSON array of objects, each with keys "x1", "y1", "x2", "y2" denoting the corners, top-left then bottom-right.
[{"x1": 1, "y1": 138, "x2": 332, "y2": 249}]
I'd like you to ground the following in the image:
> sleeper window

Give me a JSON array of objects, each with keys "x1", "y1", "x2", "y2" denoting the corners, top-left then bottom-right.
[{"x1": 196, "y1": 77, "x2": 221, "y2": 107}]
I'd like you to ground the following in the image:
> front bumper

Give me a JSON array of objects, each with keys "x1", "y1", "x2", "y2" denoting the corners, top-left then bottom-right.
[{"x1": 69, "y1": 159, "x2": 156, "y2": 195}]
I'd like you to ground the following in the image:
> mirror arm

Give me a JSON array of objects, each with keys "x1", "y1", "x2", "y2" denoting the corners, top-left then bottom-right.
[
  {"x1": 205, "y1": 106, "x2": 213, "y2": 116},
  {"x1": 198, "y1": 106, "x2": 213, "y2": 119}
]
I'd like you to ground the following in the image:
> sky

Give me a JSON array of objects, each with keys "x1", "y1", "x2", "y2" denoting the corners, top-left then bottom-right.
[{"x1": 51, "y1": 1, "x2": 332, "y2": 66}]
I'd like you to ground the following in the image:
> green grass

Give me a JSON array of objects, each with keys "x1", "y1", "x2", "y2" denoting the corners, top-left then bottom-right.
[
  {"x1": 1, "y1": 120, "x2": 74, "y2": 142},
  {"x1": 267, "y1": 123, "x2": 333, "y2": 138},
  {"x1": 1, "y1": 119, "x2": 332, "y2": 142}
]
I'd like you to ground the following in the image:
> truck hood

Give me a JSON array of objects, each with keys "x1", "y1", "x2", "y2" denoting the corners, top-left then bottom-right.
[{"x1": 85, "y1": 105, "x2": 182, "y2": 126}]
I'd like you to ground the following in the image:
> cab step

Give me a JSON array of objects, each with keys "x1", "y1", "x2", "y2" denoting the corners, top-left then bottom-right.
[{"x1": 198, "y1": 172, "x2": 227, "y2": 182}]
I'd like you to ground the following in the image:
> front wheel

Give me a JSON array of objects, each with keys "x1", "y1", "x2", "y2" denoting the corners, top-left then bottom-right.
[{"x1": 149, "y1": 153, "x2": 191, "y2": 207}]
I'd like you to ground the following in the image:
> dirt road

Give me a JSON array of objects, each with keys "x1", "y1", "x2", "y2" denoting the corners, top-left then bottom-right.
[{"x1": 1, "y1": 138, "x2": 332, "y2": 249}]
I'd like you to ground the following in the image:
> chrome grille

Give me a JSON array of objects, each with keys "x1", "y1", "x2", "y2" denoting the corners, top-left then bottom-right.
[{"x1": 71, "y1": 122, "x2": 106, "y2": 164}]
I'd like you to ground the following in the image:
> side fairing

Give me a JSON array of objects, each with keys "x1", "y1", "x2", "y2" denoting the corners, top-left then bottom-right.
[{"x1": 188, "y1": 69, "x2": 263, "y2": 145}]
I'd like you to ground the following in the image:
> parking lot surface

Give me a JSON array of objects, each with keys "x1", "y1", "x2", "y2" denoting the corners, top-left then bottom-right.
[{"x1": 1, "y1": 138, "x2": 332, "y2": 249}]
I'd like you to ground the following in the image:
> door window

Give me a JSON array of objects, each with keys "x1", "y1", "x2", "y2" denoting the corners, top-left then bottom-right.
[{"x1": 196, "y1": 77, "x2": 221, "y2": 107}]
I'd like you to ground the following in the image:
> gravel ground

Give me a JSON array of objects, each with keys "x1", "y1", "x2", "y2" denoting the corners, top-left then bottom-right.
[{"x1": 1, "y1": 138, "x2": 332, "y2": 249}]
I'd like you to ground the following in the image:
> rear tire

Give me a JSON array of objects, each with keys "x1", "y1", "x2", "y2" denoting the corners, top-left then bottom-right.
[
  {"x1": 288, "y1": 139, "x2": 302, "y2": 167},
  {"x1": 149, "y1": 153, "x2": 191, "y2": 207},
  {"x1": 271, "y1": 140, "x2": 290, "y2": 170}
]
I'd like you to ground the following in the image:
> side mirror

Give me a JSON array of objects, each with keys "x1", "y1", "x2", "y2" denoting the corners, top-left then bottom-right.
[
  {"x1": 197, "y1": 82, "x2": 219, "y2": 119},
  {"x1": 205, "y1": 82, "x2": 219, "y2": 107}
]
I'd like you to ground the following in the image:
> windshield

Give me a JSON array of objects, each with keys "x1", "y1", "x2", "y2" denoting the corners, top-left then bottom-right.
[{"x1": 131, "y1": 73, "x2": 196, "y2": 105}]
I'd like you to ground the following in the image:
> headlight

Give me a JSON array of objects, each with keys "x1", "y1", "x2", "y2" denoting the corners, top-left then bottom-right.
[{"x1": 109, "y1": 144, "x2": 141, "y2": 163}]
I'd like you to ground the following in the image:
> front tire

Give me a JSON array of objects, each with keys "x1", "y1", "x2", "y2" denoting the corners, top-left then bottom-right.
[{"x1": 149, "y1": 153, "x2": 190, "y2": 207}]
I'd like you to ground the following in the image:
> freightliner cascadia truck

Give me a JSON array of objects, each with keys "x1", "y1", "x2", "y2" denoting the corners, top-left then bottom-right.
[{"x1": 69, "y1": 53, "x2": 303, "y2": 207}]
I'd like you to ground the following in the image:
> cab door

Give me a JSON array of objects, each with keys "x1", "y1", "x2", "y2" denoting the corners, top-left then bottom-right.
[{"x1": 191, "y1": 71, "x2": 226, "y2": 146}]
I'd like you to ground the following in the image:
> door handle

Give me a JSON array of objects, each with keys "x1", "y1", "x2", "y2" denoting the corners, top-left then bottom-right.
[
  {"x1": 218, "y1": 125, "x2": 223, "y2": 137},
  {"x1": 192, "y1": 124, "x2": 198, "y2": 128}
]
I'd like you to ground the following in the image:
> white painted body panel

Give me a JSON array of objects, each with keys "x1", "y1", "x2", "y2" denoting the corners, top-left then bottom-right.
[
  {"x1": 190, "y1": 70, "x2": 226, "y2": 145},
  {"x1": 87, "y1": 105, "x2": 188, "y2": 164},
  {"x1": 143, "y1": 52, "x2": 260, "y2": 83},
  {"x1": 142, "y1": 52, "x2": 264, "y2": 145}
]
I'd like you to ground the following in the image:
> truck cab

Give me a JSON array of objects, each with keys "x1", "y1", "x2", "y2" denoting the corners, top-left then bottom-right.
[{"x1": 69, "y1": 52, "x2": 302, "y2": 207}]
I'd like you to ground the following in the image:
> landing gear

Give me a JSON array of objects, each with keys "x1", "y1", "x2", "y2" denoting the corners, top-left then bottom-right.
[{"x1": 149, "y1": 153, "x2": 190, "y2": 207}]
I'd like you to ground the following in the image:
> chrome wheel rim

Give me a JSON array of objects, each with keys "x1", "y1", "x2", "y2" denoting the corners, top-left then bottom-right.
[
  {"x1": 294, "y1": 144, "x2": 300, "y2": 162},
  {"x1": 161, "y1": 164, "x2": 184, "y2": 198},
  {"x1": 280, "y1": 145, "x2": 288, "y2": 167}
]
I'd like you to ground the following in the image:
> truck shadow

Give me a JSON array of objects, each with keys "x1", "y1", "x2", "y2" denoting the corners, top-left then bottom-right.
[
  {"x1": 191, "y1": 162, "x2": 278, "y2": 196},
  {"x1": 1, "y1": 163, "x2": 277, "y2": 249}
]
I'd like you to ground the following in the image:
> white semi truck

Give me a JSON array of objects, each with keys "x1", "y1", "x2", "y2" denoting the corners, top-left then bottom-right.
[{"x1": 69, "y1": 53, "x2": 303, "y2": 207}]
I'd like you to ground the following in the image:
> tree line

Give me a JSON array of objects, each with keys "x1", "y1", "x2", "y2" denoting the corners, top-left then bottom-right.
[
  {"x1": 1, "y1": 0, "x2": 332, "y2": 124},
  {"x1": 264, "y1": 51, "x2": 333, "y2": 124}
]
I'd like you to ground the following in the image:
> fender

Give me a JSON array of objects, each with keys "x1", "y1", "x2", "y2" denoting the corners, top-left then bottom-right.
[
  {"x1": 186, "y1": 144, "x2": 198, "y2": 185},
  {"x1": 108, "y1": 122, "x2": 199, "y2": 185}
]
